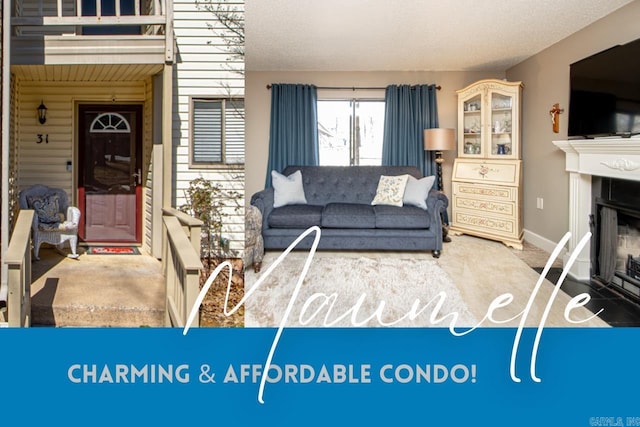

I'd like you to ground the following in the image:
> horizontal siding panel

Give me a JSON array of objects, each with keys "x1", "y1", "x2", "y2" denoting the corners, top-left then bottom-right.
[
  {"x1": 175, "y1": 60, "x2": 243, "y2": 70},
  {"x1": 174, "y1": 87, "x2": 244, "y2": 97},
  {"x1": 174, "y1": 171, "x2": 245, "y2": 184},
  {"x1": 172, "y1": 2, "x2": 245, "y2": 253}
]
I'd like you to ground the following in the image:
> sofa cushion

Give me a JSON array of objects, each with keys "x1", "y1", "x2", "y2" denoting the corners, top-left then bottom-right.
[
  {"x1": 374, "y1": 205, "x2": 431, "y2": 229},
  {"x1": 268, "y1": 205, "x2": 323, "y2": 228},
  {"x1": 321, "y1": 203, "x2": 376, "y2": 228},
  {"x1": 403, "y1": 175, "x2": 436, "y2": 210}
]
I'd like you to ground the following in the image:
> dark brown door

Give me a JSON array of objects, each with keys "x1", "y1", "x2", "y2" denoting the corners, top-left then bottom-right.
[{"x1": 78, "y1": 104, "x2": 143, "y2": 243}]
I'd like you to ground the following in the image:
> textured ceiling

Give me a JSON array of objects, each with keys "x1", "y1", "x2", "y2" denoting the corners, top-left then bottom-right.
[{"x1": 245, "y1": 0, "x2": 634, "y2": 72}]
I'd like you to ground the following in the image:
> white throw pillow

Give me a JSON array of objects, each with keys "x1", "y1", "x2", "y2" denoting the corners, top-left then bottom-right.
[
  {"x1": 403, "y1": 175, "x2": 436, "y2": 210},
  {"x1": 271, "y1": 170, "x2": 308, "y2": 208},
  {"x1": 371, "y1": 174, "x2": 410, "y2": 207}
]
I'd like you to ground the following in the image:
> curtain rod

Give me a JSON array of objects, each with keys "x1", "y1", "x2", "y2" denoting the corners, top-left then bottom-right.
[{"x1": 266, "y1": 84, "x2": 441, "y2": 91}]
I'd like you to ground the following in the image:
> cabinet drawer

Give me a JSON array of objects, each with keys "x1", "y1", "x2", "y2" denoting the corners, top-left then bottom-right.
[
  {"x1": 453, "y1": 196, "x2": 515, "y2": 217},
  {"x1": 453, "y1": 182, "x2": 517, "y2": 202},
  {"x1": 453, "y1": 159, "x2": 521, "y2": 185},
  {"x1": 453, "y1": 211, "x2": 517, "y2": 238}
]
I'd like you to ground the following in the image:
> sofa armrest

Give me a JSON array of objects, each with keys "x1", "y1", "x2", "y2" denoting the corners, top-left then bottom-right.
[
  {"x1": 250, "y1": 188, "x2": 275, "y2": 232},
  {"x1": 426, "y1": 189, "x2": 448, "y2": 214},
  {"x1": 426, "y1": 189, "x2": 448, "y2": 243}
]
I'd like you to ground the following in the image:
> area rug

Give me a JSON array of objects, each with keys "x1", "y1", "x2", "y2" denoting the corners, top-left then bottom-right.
[
  {"x1": 244, "y1": 252, "x2": 478, "y2": 328},
  {"x1": 86, "y1": 246, "x2": 140, "y2": 255}
]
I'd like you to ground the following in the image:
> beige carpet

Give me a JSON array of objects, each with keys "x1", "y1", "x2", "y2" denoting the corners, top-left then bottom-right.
[
  {"x1": 245, "y1": 234, "x2": 609, "y2": 328},
  {"x1": 437, "y1": 234, "x2": 608, "y2": 327}
]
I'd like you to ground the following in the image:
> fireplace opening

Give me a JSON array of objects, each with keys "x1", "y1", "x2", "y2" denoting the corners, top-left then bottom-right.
[{"x1": 592, "y1": 177, "x2": 640, "y2": 301}]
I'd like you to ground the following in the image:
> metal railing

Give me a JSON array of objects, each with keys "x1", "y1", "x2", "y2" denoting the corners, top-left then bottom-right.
[
  {"x1": 162, "y1": 209, "x2": 204, "y2": 328},
  {"x1": 2, "y1": 210, "x2": 34, "y2": 327}
]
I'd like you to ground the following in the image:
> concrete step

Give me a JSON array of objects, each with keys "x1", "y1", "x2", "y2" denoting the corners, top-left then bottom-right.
[
  {"x1": 31, "y1": 303, "x2": 164, "y2": 327},
  {"x1": 30, "y1": 247, "x2": 166, "y2": 327}
]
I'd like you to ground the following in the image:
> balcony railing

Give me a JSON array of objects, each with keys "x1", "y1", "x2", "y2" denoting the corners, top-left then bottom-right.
[{"x1": 11, "y1": 0, "x2": 174, "y2": 64}]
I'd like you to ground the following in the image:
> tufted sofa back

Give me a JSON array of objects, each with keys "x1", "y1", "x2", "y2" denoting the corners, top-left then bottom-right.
[{"x1": 282, "y1": 165, "x2": 424, "y2": 206}]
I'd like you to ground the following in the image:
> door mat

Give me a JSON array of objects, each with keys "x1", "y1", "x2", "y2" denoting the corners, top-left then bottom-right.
[{"x1": 86, "y1": 246, "x2": 140, "y2": 255}]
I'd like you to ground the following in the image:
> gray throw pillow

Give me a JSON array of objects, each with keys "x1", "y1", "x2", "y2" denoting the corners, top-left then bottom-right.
[
  {"x1": 271, "y1": 170, "x2": 308, "y2": 208},
  {"x1": 403, "y1": 175, "x2": 436, "y2": 210}
]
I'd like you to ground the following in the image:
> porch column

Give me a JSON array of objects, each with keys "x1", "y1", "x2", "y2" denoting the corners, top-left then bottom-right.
[
  {"x1": 162, "y1": 63, "x2": 173, "y2": 209},
  {"x1": 1, "y1": 0, "x2": 12, "y2": 296}
]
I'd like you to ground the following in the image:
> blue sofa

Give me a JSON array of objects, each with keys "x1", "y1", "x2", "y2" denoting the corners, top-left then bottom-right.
[{"x1": 250, "y1": 165, "x2": 448, "y2": 258}]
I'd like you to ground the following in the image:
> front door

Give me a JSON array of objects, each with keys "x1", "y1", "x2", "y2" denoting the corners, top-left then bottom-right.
[{"x1": 78, "y1": 104, "x2": 143, "y2": 243}]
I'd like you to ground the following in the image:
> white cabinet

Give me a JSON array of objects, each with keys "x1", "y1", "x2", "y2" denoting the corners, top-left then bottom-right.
[{"x1": 451, "y1": 79, "x2": 524, "y2": 250}]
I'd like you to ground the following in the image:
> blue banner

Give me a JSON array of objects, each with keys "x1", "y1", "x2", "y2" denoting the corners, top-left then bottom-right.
[{"x1": 1, "y1": 327, "x2": 639, "y2": 426}]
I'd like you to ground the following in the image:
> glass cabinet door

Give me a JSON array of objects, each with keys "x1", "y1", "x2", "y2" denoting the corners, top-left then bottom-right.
[
  {"x1": 457, "y1": 79, "x2": 522, "y2": 160},
  {"x1": 461, "y1": 94, "x2": 483, "y2": 157},
  {"x1": 489, "y1": 92, "x2": 514, "y2": 157}
]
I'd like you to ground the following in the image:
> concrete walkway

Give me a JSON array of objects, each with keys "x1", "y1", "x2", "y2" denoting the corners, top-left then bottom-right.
[{"x1": 31, "y1": 247, "x2": 165, "y2": 327}]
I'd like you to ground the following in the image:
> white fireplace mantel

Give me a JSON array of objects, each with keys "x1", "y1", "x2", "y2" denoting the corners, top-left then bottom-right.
[{"x1": 553, "y1": 138, "x2": 640, "y2": 280}]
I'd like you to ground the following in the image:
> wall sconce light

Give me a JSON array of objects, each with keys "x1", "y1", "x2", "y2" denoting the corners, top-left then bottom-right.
[{"x1": 37, "y1": 100, "x2": 47, "y2": 124}]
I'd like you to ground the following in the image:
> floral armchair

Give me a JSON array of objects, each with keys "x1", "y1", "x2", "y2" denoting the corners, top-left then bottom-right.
[{"x1": 18, "y1": 185, "x2": 81, "y2": 260}]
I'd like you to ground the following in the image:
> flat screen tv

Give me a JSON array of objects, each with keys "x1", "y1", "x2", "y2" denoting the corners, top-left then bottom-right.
[{"x1": 568, "y1": 37, "x2": 640, "y2": 139}]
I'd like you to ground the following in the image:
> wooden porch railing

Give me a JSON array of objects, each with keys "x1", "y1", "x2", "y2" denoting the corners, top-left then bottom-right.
[
  {"x1": 11, "y1": 0, "x2": 174, "y2": 61},
  {"x1": 2, "y1": 210, "x2": 34, "y2": 327},
  {"x1": 162, "y1": 208, "x2": 204, "y2": 328}
]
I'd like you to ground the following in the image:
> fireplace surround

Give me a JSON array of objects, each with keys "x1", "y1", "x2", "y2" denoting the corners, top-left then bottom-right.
[{"x1": 553, "y1": 138, "x2": 640, "y2": 290}]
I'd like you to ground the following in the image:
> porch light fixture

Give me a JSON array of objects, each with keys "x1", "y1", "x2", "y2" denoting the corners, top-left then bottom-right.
[
  {"x1": 37, "y1": 100, "x2": 47, "y2": 124},
  {"x1": 423, "y1": 128, "x2": 456, "y2": 192}
]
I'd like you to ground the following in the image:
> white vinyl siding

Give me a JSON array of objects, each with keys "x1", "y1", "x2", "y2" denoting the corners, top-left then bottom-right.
[
  {"x1": 191, "y1": 98, "x2": 244, "y2": 165},
  {"x1": 173, "y1": 0, "x2": 244, "y2": 255}
]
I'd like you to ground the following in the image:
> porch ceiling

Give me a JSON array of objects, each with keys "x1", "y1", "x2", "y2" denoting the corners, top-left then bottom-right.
[{"x1": 12, "y1": 64, "x2": 164, "y2": 82}]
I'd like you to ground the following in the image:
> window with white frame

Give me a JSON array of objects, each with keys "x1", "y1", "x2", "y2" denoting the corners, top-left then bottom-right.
[
  {"x1": 317, "y1": 99, "x2": 385, "y2": 166},
  {"x1": 191, "y1": 98, "x2": 245, "y2": 166}
]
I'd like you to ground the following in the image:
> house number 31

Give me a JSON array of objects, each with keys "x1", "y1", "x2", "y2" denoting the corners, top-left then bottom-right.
[{"x1": 36, "y1": 134, "x2": 49, "y2": 144}]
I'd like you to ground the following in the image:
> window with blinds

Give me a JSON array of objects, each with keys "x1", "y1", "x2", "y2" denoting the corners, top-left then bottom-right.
[{"x1": 191, "y1": 98, "x2": 245, "y2": 166}]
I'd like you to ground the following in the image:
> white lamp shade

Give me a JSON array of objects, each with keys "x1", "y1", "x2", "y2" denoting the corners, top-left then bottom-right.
[{"x1": 424, "y1": 128, "x2": 456, "y2": 151}]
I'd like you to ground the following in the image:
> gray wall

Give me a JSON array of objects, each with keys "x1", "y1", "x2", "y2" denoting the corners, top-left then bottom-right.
[{"x1": 506, "y1": 0, "x2": 640, "y2": 248}]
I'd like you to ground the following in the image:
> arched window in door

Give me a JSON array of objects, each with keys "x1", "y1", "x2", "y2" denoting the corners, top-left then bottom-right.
[{"x1": 90, "y1": 112, "x2": 131, "y2": 133}]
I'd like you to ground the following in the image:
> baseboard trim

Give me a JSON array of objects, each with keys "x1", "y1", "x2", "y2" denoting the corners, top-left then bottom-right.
[{"x1": 523, "y1": 228, "x2": 568, "y2": 262}]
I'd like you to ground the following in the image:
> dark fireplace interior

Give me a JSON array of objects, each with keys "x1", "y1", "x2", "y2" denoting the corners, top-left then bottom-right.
[{"x1": 592, "y1": 177, "x2": 640, "y2": 301}]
